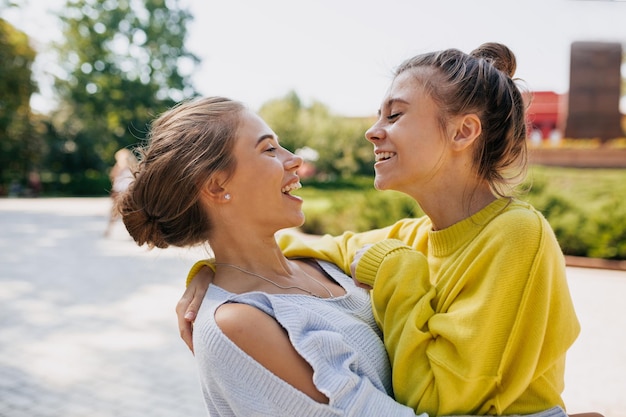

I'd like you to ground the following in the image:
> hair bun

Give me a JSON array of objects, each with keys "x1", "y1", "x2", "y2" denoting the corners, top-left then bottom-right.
[
  {"x1": 470, "y1": 42, "x2": 517, "y2": 78},
  {"x1": 117, "y1": 192, "x2": 169, "y2": 249}
]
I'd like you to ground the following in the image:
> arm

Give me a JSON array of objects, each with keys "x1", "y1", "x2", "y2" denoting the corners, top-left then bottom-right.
[
  {"x1": 201, "y1": 302, "x2": 425, "y2": 417},
  {"x1": 278, "y1": 217, "x2": 430, "y2": 275},
  {"x1": 357, "y1": 216, "x2": 580, "y2": 415},
  {"x1": 353, "y1": 239, "x2": 435, "y2": 363}
]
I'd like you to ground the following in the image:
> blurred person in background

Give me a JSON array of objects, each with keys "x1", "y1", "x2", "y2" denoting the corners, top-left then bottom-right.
[{"x1": 104, "y1": 148, "x2": 137, "y2": 237}]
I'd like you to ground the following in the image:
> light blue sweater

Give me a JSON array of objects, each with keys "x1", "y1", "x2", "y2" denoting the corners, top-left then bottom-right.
[{"x1": 192, "y1": 260, "x2": 422, "y2": 417}]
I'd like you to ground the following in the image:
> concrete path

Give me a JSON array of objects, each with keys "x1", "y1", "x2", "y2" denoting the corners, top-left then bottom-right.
[{"x1": 0, "y1": 197, "x2": 624, "y2": 417}]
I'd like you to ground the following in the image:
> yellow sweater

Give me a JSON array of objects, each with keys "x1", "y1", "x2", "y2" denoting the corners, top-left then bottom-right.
[{"x1": 278, "y1": 198, "x2": 580, "y2": 416}]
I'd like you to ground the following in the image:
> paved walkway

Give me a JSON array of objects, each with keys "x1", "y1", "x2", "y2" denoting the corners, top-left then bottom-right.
[{"x1": 0, "y1": 198, "x2": 624, "y2": 417}]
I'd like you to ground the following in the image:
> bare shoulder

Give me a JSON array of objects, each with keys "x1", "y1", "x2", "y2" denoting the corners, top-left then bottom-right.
[
  {"x1": 214, "y1": 302, "x2": 328, "y2": 403},
  {"x1": 214, "y1": 303, "x2": 280, "y2": 344}
]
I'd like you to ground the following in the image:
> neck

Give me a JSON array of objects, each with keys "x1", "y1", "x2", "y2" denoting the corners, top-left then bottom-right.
[
  {"x1": 209, "y1": 227, "x2": 294, "y2": 276},
  {"x1": 209, "y1": 228, "x2": 340, "y2": 298},
  {"x1": 412, "y1": 182, "x2": 496, "y2": 231}
]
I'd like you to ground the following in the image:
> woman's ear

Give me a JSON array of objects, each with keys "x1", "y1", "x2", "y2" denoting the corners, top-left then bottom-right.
[
  {"x1": 451, "y1": 114, "x2": 482, "y2": 150},
  {"x1": 201, "y1": 174, "x2": 230, "y2": 203}
]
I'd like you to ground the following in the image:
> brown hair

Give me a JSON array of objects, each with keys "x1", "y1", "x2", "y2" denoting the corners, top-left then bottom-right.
[
  {"x1": 395, "y1": 42, "x2": 528, "y2": 197},
  {"x1": 118, "y1": 97, "x2": 245, "y2": 249}
]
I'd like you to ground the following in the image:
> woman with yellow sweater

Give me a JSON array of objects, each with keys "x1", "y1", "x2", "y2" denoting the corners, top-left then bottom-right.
[{"x1": 179, "y1": 43, "x2": 580, "y2": 416}]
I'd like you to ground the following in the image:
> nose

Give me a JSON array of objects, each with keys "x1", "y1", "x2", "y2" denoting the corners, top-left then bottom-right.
[
  {"x1": 365, "y1": 119, "x2": 385, "y2": 143},
  {"x1": 284, "y1": 149, "x2": 303, "y2": 171}
]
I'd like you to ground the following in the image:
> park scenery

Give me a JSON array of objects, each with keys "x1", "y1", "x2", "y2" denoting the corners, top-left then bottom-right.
[{"x1": 0, "y1": 1, "x2": 625, "y2": 416}]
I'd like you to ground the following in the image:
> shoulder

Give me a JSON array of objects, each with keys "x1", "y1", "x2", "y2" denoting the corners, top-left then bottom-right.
[
  {"x1": 214, "y1": 303, "x2": 281, "y2": 345},
  {"x1": 214, "y1": 302, "x2": 329, "y2": 403},
  {"x1": 214, "y1": 302, "x2": 301, "y2": 360},
  {"x1": 485, "y1": 200, "x2": 562, "y2": 257}
]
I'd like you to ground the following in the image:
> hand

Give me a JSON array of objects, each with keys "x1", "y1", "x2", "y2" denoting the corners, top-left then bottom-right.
[
  {"x1": 175, "y1": 265, "x2": 213, "y2": 353},
  {"x1": 350, "y1": 244, "x2": 373, "y2": 291}
]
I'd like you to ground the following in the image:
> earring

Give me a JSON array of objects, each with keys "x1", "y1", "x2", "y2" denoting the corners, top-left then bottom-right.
[{"x1": 224, "y1": 193, "x2": 231, "y2": 200}]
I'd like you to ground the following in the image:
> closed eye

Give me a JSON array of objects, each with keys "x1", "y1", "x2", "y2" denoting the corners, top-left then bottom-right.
[{"x1": 387, "y1": 113, "x2": 401, "y2": 121}]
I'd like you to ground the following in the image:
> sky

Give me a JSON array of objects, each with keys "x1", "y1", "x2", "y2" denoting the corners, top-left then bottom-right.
[{"x1": 4, "y1": 0, "x2": 626, "y2": 116}]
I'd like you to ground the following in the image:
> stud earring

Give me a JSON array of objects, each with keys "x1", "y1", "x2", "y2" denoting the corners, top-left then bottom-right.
[{"x1": 224, "y1": 193, "x2": 231, "y2": 200}]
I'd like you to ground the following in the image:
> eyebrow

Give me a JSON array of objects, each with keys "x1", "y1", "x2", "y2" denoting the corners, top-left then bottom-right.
[
  {"x1": 377, "y1": 98, "x2": 410, "y2": 116},
  {"x1": 256, "y1": 134, "x2": 276, "y2": 146}
]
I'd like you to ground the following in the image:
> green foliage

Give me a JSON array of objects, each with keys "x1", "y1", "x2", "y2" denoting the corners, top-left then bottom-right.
[
  {"x1": 259, "y1": 91, "x2": 375, "y2": 179},
  {"x1": 50, "y1": 0, "x2": 199, "y2": 194},
  {"x1": 0, "y1": 17, "x2": 41, "y2": 193},
  {"x1": 295, "y1": 180, "x2": 422, "y2": 236},
  {"x1": 259, "y1": 91, "x2": 304, "y2": 152},
  {"x1": 295, "y1": 168, "x2": 626, "y2": 261},
  {"x1": 523, "y1": 166, "x2": 626, "y2": 259}
]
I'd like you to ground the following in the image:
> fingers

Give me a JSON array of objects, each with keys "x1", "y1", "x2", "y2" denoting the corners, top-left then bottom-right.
[
  {"x1": 175, "y1": 264, "x2": 214, "y2": 354},
  {"x1": 179, "y1": 320, "x2": 194, "y2": 354},
  {"x1": 350, "y1": 244, "x2": 373, "y2": 279},
  {"x1": 350, "y1": 259, "x2": 357, "y2": 279},
  {"x1": 354, "y1": 280, "x2": 373, "y2": 291},
  {"x1": 176, "y1": 287, "x2": 197, "y2": 353}
]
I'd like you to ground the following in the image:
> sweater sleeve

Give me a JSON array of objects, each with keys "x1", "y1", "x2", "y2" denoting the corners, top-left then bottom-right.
[
  {"x1": 364, "y1": 212, "x2": 580, "y2": 416},
  {"x1": 353, "y1": 239, "x2": 438, "y2": 393},
  {"x1": 278, "y1": 218, "x2": 428, "y2": 275},
  {"x1": 185, "y1": 218, "x2": 428, "y2": 286},
  {"x1": 185, "y1": 259, "x2": 215, "y2": 287}
]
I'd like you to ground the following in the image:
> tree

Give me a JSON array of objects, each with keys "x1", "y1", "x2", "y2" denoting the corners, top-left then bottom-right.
[
  {"x1": 0, "y1": 16, "x2": 39, "y2": 194},
  {"x1": 259, "y1": 91, "x2": 375, "y2": 179},
  {"x1": 52, "y1": 0, "x2": 199, "y2": 194},
  {"x1": 259, "y1": 91, "x2": 306, "y2": 152}
]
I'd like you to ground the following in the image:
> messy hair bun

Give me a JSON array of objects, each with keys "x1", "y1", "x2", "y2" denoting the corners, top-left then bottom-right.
[
  {"x1": 470, "y1": 42, "x2": 517, "y2": 78},
  {"x1": 117, "y1": 97, "x2": 245, "y2": 249},
  {"x1": 116, "y1": 193, "x2": 170, "y2": 249}
]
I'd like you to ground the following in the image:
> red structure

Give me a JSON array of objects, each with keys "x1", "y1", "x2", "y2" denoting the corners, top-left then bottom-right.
[{"x1": 525, "y1": 91, "x2": 566, "y2": 140}]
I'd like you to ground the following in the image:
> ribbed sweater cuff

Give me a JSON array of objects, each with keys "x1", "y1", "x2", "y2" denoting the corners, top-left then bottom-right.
[
  {"x1": 355, "y1": 239, "x2": 411, "y2": 287},
  {"x1": 185, "y1": 258, "x2": 216, "y2": 287}
]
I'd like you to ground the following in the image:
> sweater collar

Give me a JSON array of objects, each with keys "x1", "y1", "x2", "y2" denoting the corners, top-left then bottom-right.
[{"x1": 427, "y1": 198, "x2": 513, "y2": 257}]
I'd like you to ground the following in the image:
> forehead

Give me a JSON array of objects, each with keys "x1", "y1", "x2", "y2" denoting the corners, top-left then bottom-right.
[
  {"x1": 389, "y1": 71, "x2": 424, "y2": 95},
  {"x1": 380, "y1": 71, "x2": 427, "y2": 109},
  {"x1": 237, "y1": 110, "x2": 271, "y2": 137},
  {"x1": 239, "y1": 109, "x2": 268, "y2": 131},
  {"x1": 234, "y1": 110, "x2": 276, "y2": 150}
]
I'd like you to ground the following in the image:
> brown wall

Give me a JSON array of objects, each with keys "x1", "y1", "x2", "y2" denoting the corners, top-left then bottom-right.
[
  {"x1": 564, "y1": 41, "x2": 624, "y2": 140},
  {"x1": 529, "y1": 147, "x2": 626, "y2": 168}
]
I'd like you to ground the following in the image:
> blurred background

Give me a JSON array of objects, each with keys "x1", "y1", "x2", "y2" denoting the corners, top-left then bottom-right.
[
  {"x1": 1, "y1": 0, "x2": 625, "y2": 256},
  {"x1": 0, "y1": 2, "x2": 625, "y2": 417}
]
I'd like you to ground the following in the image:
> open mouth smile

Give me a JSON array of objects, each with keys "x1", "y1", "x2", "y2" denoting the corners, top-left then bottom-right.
[
  {"x1": 375, "y1": 152, "x2": 396, "y2": 162},
  {"x1": 281, "y1": 181, "x2": 302, "y2": 194}
]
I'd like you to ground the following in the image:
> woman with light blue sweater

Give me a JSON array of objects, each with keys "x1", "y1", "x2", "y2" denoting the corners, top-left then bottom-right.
[{"x1": 118, "y1": 96, "x2": 428, "y2": 416}]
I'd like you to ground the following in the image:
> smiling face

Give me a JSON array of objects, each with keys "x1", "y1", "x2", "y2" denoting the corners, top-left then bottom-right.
[
  {"x1": 365, "y1": 71, "x2": 451, "y2": 197},
  {"x1": 224, "y1": 109, "x2": 305, "y2": 232}
]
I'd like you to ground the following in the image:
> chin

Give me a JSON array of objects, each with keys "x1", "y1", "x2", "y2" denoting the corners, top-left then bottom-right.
[
  {"x1": 289, "y1": 213, "x2": 306, "y2": 228},
  {"x1": 373, "y1": 178, "x2": 390, "y2": 191},
  {"x1": 296, "y1": 215, "x2": 306, "y2": 228}
]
